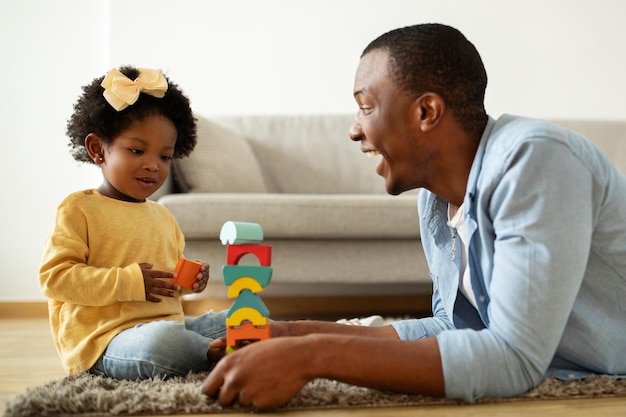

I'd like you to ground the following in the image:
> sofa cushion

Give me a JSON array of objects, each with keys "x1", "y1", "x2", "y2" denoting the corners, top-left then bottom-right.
[
  {"x1": 551, "y1": 119, "x2": 626, "y2": 174},
  {"x1": 158, "y1": 193, "x2": 420, "y2": 239},
  {"x1": 211, "y1": 114, "x2": 386, "y2": 194},
  {"x1": 171, "y1": 118, "x2": 268, "y2": 193}
]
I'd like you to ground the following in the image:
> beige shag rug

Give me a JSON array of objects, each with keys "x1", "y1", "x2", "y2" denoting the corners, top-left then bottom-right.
[{"x1": 3, "y1": 372, "x2": 625, "y2": 416}]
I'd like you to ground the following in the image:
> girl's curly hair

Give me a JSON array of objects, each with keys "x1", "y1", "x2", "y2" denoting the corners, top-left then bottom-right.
[{"x1": 66, "y1": 66, "x2": 197, "y2": 163}]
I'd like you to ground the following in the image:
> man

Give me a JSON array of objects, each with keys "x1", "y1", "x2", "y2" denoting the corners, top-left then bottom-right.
[{"x1": 202, "y1": 23, "x2": 626, "y2": 409}]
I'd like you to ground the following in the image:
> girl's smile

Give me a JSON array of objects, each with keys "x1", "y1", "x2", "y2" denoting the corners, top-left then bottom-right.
[{"x1": 86, "y1": 114, "x2": 177, "y2": 202}]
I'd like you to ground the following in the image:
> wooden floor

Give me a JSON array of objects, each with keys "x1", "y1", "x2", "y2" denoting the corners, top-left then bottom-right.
[{"x1": 1, "y1": 317, "x2": 626, "y2": 416}]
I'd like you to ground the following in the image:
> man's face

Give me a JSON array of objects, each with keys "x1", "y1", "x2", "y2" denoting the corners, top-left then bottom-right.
[{"x1": 349, "y1": 49, "x2": 433, "y2": 195}]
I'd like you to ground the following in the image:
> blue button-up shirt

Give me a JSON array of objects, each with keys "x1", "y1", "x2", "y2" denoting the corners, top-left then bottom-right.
[{"x1": 392, "y1": 114, "x2": 626, "y2": 402}]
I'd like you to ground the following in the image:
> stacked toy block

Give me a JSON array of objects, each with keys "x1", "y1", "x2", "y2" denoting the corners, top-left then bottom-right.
[{"x1": 220, "y1": 221, "x2": 272, "y2": 353}]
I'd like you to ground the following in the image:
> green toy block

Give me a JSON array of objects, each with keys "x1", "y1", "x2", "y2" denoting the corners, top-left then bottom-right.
[
  {"x1": 222, "y1": 265, "x2": 272, "y2": 286},
  {"x1": 220, "y1": 221, "x2": 264, "y2": 245},
  {"x1": 226, "y1": 289, "x2": 270, "y2": 318}
]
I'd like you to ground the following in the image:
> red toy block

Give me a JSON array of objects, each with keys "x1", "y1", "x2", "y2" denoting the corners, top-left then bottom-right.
[
  {"x1": 226, "y1": 321, "x2": 271, "y2": 347},
  {"x1": 226, "y1": 244, "x2": 272, "y2": 266}
]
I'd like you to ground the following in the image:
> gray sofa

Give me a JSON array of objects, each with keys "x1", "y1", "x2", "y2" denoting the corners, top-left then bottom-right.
[{"x1": 158, "y1": 114, "x2": 626, "y2": 302}]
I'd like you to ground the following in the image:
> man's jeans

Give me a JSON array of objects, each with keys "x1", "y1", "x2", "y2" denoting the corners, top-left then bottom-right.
[{"x1": 89, "y1": 310, "x2": 227, "y2": 380}]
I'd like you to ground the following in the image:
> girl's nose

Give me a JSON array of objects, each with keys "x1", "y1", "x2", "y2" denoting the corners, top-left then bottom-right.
[{"x1": 144, "y1": 158, "x2": 160, "y2": 172}]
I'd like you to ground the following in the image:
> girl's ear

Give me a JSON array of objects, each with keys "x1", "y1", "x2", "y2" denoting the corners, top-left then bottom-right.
[{"x1": 84, "y1": 133, "x2": 105, "y2": 164}]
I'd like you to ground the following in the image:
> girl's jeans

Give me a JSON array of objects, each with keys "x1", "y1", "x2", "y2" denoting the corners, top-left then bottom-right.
[{"x1": 89, "y1": 310, "x2": 227, "y2": 380}]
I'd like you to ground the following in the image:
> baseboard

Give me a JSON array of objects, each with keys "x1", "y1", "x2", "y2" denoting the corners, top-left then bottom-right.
[
  {"x1": 182, "y1": 294, "x2": 431, "y2": 320},
  {"x1": 0, "y1": 294, "x2": 431, "y2": 321},
  {"x1": 0, "y1": 301, "x2": 50, "y2": 319}
]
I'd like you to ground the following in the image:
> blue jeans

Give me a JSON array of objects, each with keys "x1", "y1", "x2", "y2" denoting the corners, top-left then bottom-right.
[{"x1": 89, "y1": 310, "x2": 227, "y2": 380}]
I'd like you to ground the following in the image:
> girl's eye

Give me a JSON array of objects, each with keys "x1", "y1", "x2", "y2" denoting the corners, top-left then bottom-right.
[
  {"x1": 130, "y1": 148, "x2": 144, "y2": 155},
  {"x1": 161, "y1": 155, "x2": 173, "y2": 161}
]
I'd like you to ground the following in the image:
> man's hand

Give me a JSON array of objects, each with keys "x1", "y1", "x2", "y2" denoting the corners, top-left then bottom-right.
[
  {"x1": 139, "y1": 262, "x2": 180, "y2": 302},
  {"x1": 202, "y1": 336, "x2": 311, "y2": 409},
  {"x1": 207, "y1": 320, "x2": 291, "y2": 363}
]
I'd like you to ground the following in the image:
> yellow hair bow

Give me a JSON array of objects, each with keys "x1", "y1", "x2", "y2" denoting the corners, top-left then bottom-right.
[{"x1": 101, "y1": 68, "x2": 168, "y2": 111}]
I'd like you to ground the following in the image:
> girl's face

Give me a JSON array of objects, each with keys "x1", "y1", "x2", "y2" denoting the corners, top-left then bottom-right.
[{"x1": 97, "y1": 114, "x2": 177, "y2": 202}]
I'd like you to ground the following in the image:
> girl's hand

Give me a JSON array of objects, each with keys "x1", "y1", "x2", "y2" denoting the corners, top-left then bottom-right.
[
  {"x1": 208, "y1": 337, "x2": 227, "y2": 362},
  {"x1": 192, "y1": 262, "x2": 210, "y2": 293},
  {"x1": 139, "y1": 262, "x2": 180, "y2": 302}
]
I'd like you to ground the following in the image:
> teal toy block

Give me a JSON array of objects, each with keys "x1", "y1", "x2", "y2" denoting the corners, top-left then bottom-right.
[
  {"x1": 226, "y1": 289, "x2": 270, "y2": 318},
  {"x1": 222, "y1": 265, "x2": 272, "y2": 287},
  {"x1": 220, "y1": 221, "x2": 264, "y2": 245}
]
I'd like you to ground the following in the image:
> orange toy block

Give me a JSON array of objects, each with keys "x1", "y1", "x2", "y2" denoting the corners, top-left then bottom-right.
[
  {"x1": 226, "y1": 244, "x2": 272, "y2": 266},
  {"x1": 226, "y1": 321, "x2": 271, "y2": 347},
  {"x1": 170, "y1": 257, "x2": 203, "y2": 290}
]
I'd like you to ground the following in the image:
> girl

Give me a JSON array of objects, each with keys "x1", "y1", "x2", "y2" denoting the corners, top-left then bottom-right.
[{"x1": 39, "y1": 66, "x2": 226, "y2": 380}]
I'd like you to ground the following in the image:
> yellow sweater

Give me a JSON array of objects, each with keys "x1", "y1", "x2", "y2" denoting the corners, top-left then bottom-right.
[{"x1": 39, "y1": 189, "x2": 186, "y2": 374}]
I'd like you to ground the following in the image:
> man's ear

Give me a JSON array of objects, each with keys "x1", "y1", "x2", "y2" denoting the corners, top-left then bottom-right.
[
  {"x1": 84, "y1": 133, "x2": 105, "y2": 164},
  {"x1": 415, "y1": 93, "x2": 445, "y2": 132}
]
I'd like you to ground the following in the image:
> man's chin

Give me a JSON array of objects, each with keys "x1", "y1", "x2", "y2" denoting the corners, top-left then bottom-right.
[
  {"x1": 385, "y1": 182, "x2": 405, "y2": 196},
  {"x1": 384, "y1": 180, "x2": 417, "y2": 196}
]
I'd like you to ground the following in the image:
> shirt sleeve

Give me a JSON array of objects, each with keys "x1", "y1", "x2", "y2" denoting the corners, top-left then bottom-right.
[
  {"x1": 439, "y1": 135, "x2": 595, "y2": 401},
  {"x1": 39, "y1": 199, "x2": 146, "y2": 306},
  {"x1": 392, "y1": 282, "x2": 456, "y2": 339}
]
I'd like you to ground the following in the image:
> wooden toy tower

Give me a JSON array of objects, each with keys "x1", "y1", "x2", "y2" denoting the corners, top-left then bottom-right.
[{"x1": 220, "y1": 221, "x2": 272, "y2": 353}]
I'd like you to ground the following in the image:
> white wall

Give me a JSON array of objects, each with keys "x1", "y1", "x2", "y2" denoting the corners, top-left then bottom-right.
[{"x1": 1, "y1": 0, "x2": 625, "y2": 302}]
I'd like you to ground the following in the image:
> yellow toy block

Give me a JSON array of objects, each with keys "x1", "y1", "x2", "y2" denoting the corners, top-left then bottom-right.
[
  {"x1": 227, "y1": 277, "x2": 263, "y2": 298},
  {"x1": 226, "y1": 307, "x2": 269, "y2": 326}
]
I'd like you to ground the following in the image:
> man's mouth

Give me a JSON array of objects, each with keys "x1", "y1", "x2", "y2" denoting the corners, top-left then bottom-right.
[{"x1": 362, "y1": 148, "x2": 385, "y2": 177}]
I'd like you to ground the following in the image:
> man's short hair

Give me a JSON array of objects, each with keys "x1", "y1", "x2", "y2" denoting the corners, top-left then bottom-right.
[{"x1": 363, "y1": 23, "x2": 488, "y2": 136}]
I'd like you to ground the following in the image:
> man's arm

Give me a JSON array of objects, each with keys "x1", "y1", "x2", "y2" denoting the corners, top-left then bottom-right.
[{"x1": 202, "y1": 322, "x2": 444, "y2": 409}]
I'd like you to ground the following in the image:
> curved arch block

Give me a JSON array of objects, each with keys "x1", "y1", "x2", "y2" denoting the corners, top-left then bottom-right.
[
  {"x1": 226, "y1": 321, "x2": 271, "y2": 346},
  {"x1": 220, "y1": 221, "x2": 264, "y2": 245},
  {"x1": 226, "y1": 307, "x2": 269, "y2": 326},
  {"x1": 227, "y1": 277, "x2": 263, "y2": 298},
  {"x1": 226, "y1": 244, "x2": 272, "y2": 266}
]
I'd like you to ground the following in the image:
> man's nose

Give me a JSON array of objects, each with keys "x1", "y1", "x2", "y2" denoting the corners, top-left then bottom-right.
[{"x1": 349, "y1": 116, "x2": 363, "y2": 142}]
